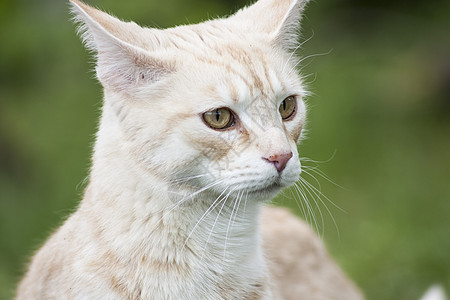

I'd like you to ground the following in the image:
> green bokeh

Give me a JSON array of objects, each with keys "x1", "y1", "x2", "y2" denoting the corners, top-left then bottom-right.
[{"x1": 1, "y1": 0, "x2": 449, "y2": 299}]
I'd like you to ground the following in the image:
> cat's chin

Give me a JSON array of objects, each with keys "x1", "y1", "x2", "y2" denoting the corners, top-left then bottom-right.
[
  {"x1": 245, "y1": 182, "x2": 284, "y2": 201},
  {"x1": 217, "y1": 174, "x2": 299, "y2": 202}
]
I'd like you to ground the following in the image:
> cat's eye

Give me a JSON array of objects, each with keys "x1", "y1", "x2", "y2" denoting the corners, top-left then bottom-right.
[
  {"x1": 203, "y1": 108, "x2": 235, "y2": 130},
  {"x1": 279, "y1": 96, "x2": 296, "y2": 120}
]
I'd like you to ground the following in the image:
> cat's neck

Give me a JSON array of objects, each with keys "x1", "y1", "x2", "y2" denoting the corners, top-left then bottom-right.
[
  {"x1": 84, "y1": 166, "x2": 263, "y2": 263},
  {"x1": 79, "y1": 102, "x2": 268, "y2": 295}
]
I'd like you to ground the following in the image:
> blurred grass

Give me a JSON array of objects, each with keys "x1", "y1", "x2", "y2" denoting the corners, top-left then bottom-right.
[{"x1": 1, "y1": 0, "x2": 449, "y2": 299}]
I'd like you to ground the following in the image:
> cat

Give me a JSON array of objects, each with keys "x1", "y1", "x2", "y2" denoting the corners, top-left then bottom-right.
[{"x1": 16, "y1": 0, "x2": 364, "y2": 299}]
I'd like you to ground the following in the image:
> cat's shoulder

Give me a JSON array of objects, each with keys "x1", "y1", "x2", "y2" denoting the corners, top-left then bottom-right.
[
  {"x1": 260, "y1": 205, "x2": 364, "y2": 300},
  {"x1": 260, "y1": 205, "x2": 324, "y2": 263}
]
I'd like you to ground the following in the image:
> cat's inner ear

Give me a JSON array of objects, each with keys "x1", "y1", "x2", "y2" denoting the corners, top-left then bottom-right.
[
  {"x1": 232, "y1": 0, "x2": 310, "y2": 50},
  {"x1": 70, "y1": 0, "x2": 174, "y2": 92}
]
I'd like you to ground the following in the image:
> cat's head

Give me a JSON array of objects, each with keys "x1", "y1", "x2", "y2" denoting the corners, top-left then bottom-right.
[{"x1": 71, "y1": 0, "x2": 310, "y2": 202}]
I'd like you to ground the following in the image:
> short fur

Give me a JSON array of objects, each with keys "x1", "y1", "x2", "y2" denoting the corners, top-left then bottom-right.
[{"x1": 16, "y1": 0, "x2": 364, "y2": 299}]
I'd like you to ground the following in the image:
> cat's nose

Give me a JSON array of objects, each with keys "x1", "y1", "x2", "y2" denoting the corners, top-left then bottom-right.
[{"x1": 263, "y1": 152, "x2": 293, "y2": 173}]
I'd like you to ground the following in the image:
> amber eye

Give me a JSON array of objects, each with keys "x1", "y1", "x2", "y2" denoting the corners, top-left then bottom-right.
[
  {"x1": 203, "y1": 108, "x2": 234, "y2": 129},
  {"x1": 279, "y1": 96, "x2": 296, "y2": 120}
]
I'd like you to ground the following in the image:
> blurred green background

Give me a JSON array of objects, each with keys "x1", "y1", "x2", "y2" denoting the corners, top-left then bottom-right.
[{"x1": 1, "y1": 0, "x2": 449, "y2": 299}]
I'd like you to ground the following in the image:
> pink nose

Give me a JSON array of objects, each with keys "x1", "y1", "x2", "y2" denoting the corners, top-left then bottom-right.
[{"x1": 263, "y1": 152, "x2": 293, "y2": 173}]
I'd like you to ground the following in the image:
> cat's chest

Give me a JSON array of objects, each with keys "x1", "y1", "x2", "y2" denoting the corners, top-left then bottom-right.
[
  {"x1": 79, "y1": 210, "x2": 270, "y2": 299},
  {"x1": 91, "y1": 256, "x2": 269, "y2": 300},
  {"x1": 130, "y1": 250, "x2": 269, "y2": 299}
]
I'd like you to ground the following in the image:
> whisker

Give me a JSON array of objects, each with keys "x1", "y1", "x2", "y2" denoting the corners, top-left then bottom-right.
[
  {"x1": 223, "y1": 191, "x2": 242, "y2": 258},
  {"x1": 301, "y1": 72, "x2": 318, "y2": 86},
  {"x1": 242, "y1": 190, "x2": 249, "y2": 216},
  {"x1": 201, "y1": 187, "x2": 237, "y2": 258},
  {"x1": 293, "y1": 183, "x2": 320, "y2": 235},
  {"x1": 166, "y1": 179, "x2": 224, "y2": 213},
  {"x1": 296, "y1": 180, "x2": 325, "y2": 237},
  {"x1": 303, "y1": 166, "x2": 348, "y2": 190},
  {"x1": 300, "y1": 176, "x2": 346, "y2": 213},
  {"x1": 171, "y1": 173, "x2": 208, "y2": 183},
  {"x1": 293, "y1": 49, "x2": 333, "y2": 71},
  {"x1": 289, "y1": 188, "x2": 309, "y2": 225},
  {"x1": 148, "y1": 179, "x2": 225, "y2": 236},
  {"x1": 182, "y1": 186, "x2": 231, "y2": 251},
  {"x1": 301, "y1": 168, "x2": 323, "y2": 190},
  {"x1": 281, "y1": 30, "x2": 315, "y2": 74},
  {"x1": 230, "y1": 190, "x2": 244, "y2": 230},
  {"x1": 298, "y1": 178, "x2": 341, "y2": 239},
  {"x1": 300, "y1": 151, "x2": 337, "y2": 164},
  {"x1": 301, "y1": 152, "x2": 349, "y2": 190}
]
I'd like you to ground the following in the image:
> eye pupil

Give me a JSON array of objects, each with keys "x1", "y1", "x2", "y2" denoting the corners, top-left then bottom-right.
[
  {"x1": 282, "y1": 100, "x2": 286, "y2": 111},
  {"x1": 215, "y1": 109, "x2": 220, "y2": 122}
]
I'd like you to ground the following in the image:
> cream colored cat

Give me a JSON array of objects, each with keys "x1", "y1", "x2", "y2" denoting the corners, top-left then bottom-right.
[{"x1": 16, "y1": 0, "x2": 364, "y2": 299}]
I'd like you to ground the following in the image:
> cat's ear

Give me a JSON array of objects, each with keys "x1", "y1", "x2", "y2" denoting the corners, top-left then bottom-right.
[
  {"x1": 232, "y1": 0, "x2": 309, "y2": 50},
  {"x1": 70, "y1": 0, "x2": 174, "y2": 92}
]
